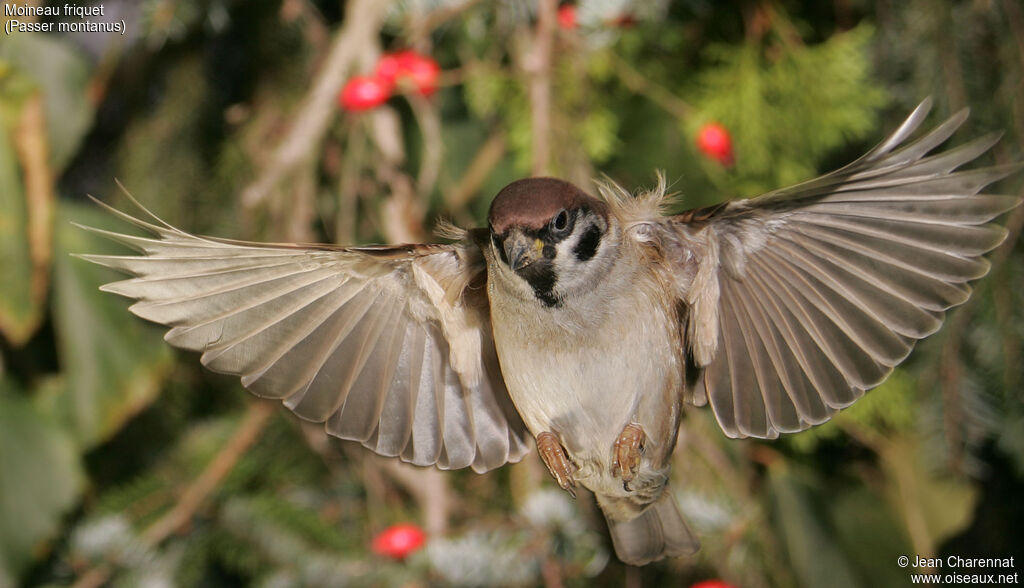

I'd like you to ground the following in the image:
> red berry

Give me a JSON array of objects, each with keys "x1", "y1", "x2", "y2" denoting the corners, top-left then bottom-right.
[
  {"x1": 374, "y1": 51, "x2": 441, "y2": 96},
  {"x1": 402, "y1": 53, "x2": 440, "y2": 96},
  {"x1": 690, "y1": 581, "x2": 738, "y2": 588},
  {"x1": 374, "y1": 52, "x2": 406, "y2": 87},
  {"x1": 696, "y1": 122, "x2": 734, "y2": 166},
  {"x1": 371, "y1": 523, "x2": 427, "y2": 559},
  {"x1": 557, "y1": 5, "x2": 577, "y2": 29},
  {"x1": 339, "y1": 75, "x2": 391, "y2": 111}
]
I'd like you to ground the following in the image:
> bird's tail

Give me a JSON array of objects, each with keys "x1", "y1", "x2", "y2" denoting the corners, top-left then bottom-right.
[{"x1": 600, "y1": 490, "x2": 700, "y2": 566}]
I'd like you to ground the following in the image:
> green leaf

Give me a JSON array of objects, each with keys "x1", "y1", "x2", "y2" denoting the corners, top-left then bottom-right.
[
  {"x1": 0, "y1": 122, "x2": 43, "y2": 345},
  {"x1": 0, "y1": 34, "x2": 94, "y2": 172},
  {"x1": 34, "y1": 201, "x2": 173, "y2": 449},
  {"x1": 829, "y1": 486, "x2": 914, "y2": 587},
  {"x1": 768, "y1": 464, "x2": 861, "y2": 588},
  {"x1": 878, "y1": 436, "x2": 977, "y2": 551},
  {"x1": 0, "y1": 380, "x2": 84, "y2": 586}
]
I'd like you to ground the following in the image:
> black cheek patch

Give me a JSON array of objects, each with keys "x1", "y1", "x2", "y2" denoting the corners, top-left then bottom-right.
[
  {"x1": 573, "y1": 225, "x2": 602, "y2": 261},
  {"x1": 492, "y1": 232, "x2": 509, "y2": 265},
  {"x1": 542, "y1": 244, "x2": 556, "y2": 259},
  {"x1": 520, "y1": 263, "x2": 561, "y2": 307}
]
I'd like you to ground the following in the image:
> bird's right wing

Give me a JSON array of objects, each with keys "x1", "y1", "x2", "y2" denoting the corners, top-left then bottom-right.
[
  {"x1": 640, "y1": 99, "x2": 1020, "y2": 439},
  {"x1": 76, "y1": 200, "x2": 529, "y2": 473}
]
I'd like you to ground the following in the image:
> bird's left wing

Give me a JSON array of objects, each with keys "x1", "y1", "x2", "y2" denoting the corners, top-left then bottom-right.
[
  {"x1": 635, "y1": 99, "x2": 1021, "y2": 439},
  {"x1": 76, "y1": 199, "x2": 529, "y2": 472}
]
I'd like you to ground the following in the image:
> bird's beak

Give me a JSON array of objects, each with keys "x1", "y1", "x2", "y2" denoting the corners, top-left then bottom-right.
[{"x1": 504, "y1": 231, "x2": 544, "y2": 272}]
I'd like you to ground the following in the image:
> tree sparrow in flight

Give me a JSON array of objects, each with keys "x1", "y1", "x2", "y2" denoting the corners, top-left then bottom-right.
[{"x1": 79, "y1": 100, "x2": 1020, "y2": 565}]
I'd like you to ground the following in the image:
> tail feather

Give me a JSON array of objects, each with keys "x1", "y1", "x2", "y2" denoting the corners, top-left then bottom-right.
[{"x1": 602, "y1": 491, "x2": 700, "y2": 566}]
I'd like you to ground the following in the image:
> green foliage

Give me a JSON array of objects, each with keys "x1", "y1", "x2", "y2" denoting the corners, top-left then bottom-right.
[
  {"x1": 0, "y1": 381, "x2": 83, "y2": 586},
  {"x1": 785, "y1": 368, "x2": 917, "y2": 454},
  {"x1": 768, "y1": 465, "x2": 861, "y2": 588},
  {"x1": 0, "y1": 127, "x2": 39, "y2": 345},
  {"x1": 0, "y1": 35, "x2": 94, "y2": 345},
  {"x1": 877, "y1": 437, "x2": 978, "y2": 550},
  {"x1": 36, "y1": 202, "x2": 173, "y2": 449},
  {"x1": 0, "y1": 34, "x2": 93, "y2": 171},
  {"x1": 691, "y1": 22, "x2": 887, "y2": 195},
  {"x1": 553, "y1": 58, "x2": 621, "y2": 165},
  {"x1": 463, "y1": 62, "x2": 533, "y2": 174},
  {"x1": 113, "y1": 56, "x2": 220, "y2": 228}
]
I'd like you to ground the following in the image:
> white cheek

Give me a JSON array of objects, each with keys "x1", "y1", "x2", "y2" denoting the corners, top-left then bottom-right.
[{"x1": 553, "y1": 222, "x2": 617, "y2": 294}]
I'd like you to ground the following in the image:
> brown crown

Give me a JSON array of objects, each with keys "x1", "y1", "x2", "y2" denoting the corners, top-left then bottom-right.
[{"x1": 487, "y1": 177, "x2": 606, "y2": 234}]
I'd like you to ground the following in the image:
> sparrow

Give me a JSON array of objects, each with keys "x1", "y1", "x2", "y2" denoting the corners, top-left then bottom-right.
[{"x1": 78, "y1": 99, "x2": 1021, "y2": 566}]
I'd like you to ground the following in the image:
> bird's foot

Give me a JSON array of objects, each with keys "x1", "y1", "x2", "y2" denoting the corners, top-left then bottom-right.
[
  {"x1": 536, "y1": 432, "x2": 577, "y2": 499},
  {"x1": 612, "y1": 423, "x2": 646, "y2": 491}
]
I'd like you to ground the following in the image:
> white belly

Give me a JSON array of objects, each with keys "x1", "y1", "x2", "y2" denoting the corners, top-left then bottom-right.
[{"x1": 490, "y1": 283, "x2": 682, "y2": 487}]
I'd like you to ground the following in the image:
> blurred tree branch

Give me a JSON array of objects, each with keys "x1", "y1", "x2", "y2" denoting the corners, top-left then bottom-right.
[
  {"x1": 524, "y1": 0, "x2": 557, "y2": 175},
  {"x1": 445, "y1": 128, "x2": 508, "y2": 213},
  {"x1": 405, "y1": 0, "x2": 483, "y2": 47},
  {"x1": 71, "y1": 402, "x2": 275, "y2": 588},
  {"x1": 241, "y1": 0, "x2": 389, "y2": 210},
  {"x1": 377, "y1": 458, "x2": 451, "y2": 535},
  {"x1": 610, "y1": 53, "x2": 692, "y2": 121},
  {"x1": 409, "y1": 93, "x2": 444, "y2": 199}
]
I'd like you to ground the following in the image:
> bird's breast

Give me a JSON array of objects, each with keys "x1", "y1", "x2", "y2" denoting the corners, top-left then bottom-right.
[{"x1": 489, "y1": 275, "x2": 683, "y2": 481}]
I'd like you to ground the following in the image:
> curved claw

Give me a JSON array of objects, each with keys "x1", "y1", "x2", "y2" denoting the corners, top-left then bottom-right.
[
  {"x1": 612, "y1": 423, "x2": 645, "y2": 490},
  {"x1": 536, "y1": 432, "x2": 577, "y2": 498}
]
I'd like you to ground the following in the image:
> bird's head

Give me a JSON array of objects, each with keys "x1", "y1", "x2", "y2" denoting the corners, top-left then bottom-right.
[{"x1": 487, "y1": 178, "x2": 617, "y2": 307}]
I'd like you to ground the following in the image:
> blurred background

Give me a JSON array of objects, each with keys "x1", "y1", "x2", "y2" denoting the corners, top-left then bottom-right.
[{"x1": 1, "y1": 0, "x2": 1023, "y2": 586}]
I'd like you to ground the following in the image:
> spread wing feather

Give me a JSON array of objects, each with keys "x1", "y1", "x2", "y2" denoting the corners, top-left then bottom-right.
[
  {"x1": 652, "y1": 99, "x2": 1021, "y2": 438},
  {"x1": 76, "y1": 199, "x2": 529, "y2": 472}
]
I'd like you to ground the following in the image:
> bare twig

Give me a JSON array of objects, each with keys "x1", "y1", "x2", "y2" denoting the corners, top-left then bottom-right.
[
  {"x1": 369, "y1": 105, "x2": 427, "y2": 243},
  {"x1": 72, "y1": 402, "x2": 275, "y2": 588},
  {"x1": 377, "y1": 458, "x2": 452, "y2": 535},
  {"x1": 610, "y1": 53, "x2": 692, "y2": 121},
  {"x1": 241, "y1": 0, "x2": 389, "y2": 209},
  {"x1": 406, "y1": 0, "x2": 483, "y2": 46},
  {"x1": 378, "y1": 170, "x2": 428, "y2": 243},
  {"x1": 678, "y1": 417, "x2": 749, "y2": 493},
  {"x1": 877, "y1": 439, "x2": 938, "y2": 562},
  {"x1": 939, "y1": 321, "x2": 965, "y2": 472},
  {"x1": 335, "y1": 119, "x2": 367, "y2": 245},
  {"x1": 540, "y1": 555, "x2": 565, "y2": 588},
  {"x1": 445, "y1": 129, "x2": 507, "y2": 211},
  {"x1": 280, "y1": 0, "x2": 330, "y2": 52},
  {"x1": 408, "y1": 93, "x2": 445, "y2": 199},
  {"x1": 1004, "y1": 0, "x2": 1024, "y2": 63},
  {"x1": 287, "y1": 159, "x2": 319, "y2": 242},
  {"x1": 508, "y1": 451, "x2": 545, "y2": 512},
  {"x1": 624, "y1": 566, "x2": 641, "y2": 588},
  {"x1": 142, "y1": 402, "x2": 275, "y2": 543},
  {"x1": 524, "y1": 0, "x2": 557, "y2": 176},
  {"x1": 70, "y1": 562, "x2": 111, "y2": 588}
]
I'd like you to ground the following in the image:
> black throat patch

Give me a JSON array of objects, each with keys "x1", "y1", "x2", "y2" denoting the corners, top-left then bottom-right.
[{"x1": 518, "y1": 262, "x2": 560, "y2": 307}]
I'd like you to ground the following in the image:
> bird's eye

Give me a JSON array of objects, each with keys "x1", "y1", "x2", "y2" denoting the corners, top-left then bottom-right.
[{"x1": 551, "y1": 209, "x2": 570, "y2": 233}]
